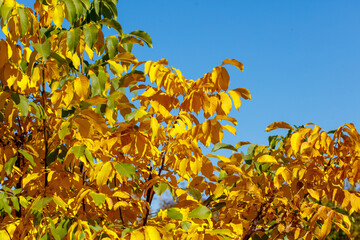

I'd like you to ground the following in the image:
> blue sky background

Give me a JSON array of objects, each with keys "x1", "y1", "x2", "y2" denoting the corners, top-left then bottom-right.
[
  {"x1": 118, "y1": 0, "x2": 360, "y2": 149},
  {"x1": 9, "y1": 0, "x2": 360, "y2": 148}
]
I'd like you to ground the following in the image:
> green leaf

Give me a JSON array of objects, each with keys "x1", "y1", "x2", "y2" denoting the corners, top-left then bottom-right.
[
  {"x1": 67, "y1": 27, "x2": 81, "y2": 54},
  {"x1": 71, "y1": 145, "x2": 86, "y2": 158},
  {"x1": 0, "y1": 192, "x2": 12, "y2": 216},
  {"x1": 212, "y1": 143, "x2": 237, "y2": 152},
  {"x1": 33, "y1": 211, "x2": 42, "y2": 226},
  {"x1": 94, "y1": 0, "x2": 100, "y2": 15},
  {"x1": 79, "y1": 0, "x2": 91, "y2": 9},
  {"x1": 153, "y1": 182, "x2": 168, "y2": 195},
  {"x1": 13, "y1": 188, "x2": 22, "y2": 195},
  {"x1": 72, "y1": 0, "x2": 84, "y2": 18},
  {"x1": 55, "y1": 219, "x2": 72, "y2": 239},
  {"x1": 124, "y1": 109, "x2": 137, "y2": 122},
  {"x1": 189, "y1": 188, "x2": 202, "y2": 201},
  {"x1": 121, "y1": 228, "x2": 134, "y2": 238},
  {"x1": 17, "y1": 7, "x2": 29, "y2": 37},
  {"x1": 84, "y1": 148, "x2": 93, "y2": 166},
  {"x1": 181, "y1": 221, "x2": 191, "y2": 231},
  {"x1": 4, "y1": 156, "x2": 17, "y2": 175},
  {"x1": 10, "y1": 196, "x2": 20, "y2": 211},
  {"x1": 33, "y1": 40, "x2": 51, "y2": 59},
  {"x1": 90, "y1": 68, "x2": 107, "y2": 97},
  {"x1": 98, "y1": 18, "x2": 123, "y2": 36},
  {"x1": 105, "y1": 36, "x2": 118, "y2": 59},
  {"x1": 188, "y1": 206, "x2": 211, "y2": 219},
  {"x1": 59, "y1": 122, "x2": 71, "y2": 140},
  {"x1": 18, "y1": 149, "x2": 36, "y2": 166},
  {"x1": 212, "y1": 202, "x2": 226, "y2": 211},
  {"x1": 50, "y1": 52, "x2": 67, "y2": 66},
  {"x1": 115, "y1": 163, "x2": 135, "y2": 179},
  {"x1": 63, "y1": 0, "x2": 77, "y2": 26},
  {"x1": 103, "y1": 0, "x2": 117, "y2": 18},
  {"x1": 12, "y1": 93, "x2": 29, "y2": 117},
  {"x1": 129, "y1": 30, "x2": 153, "y2": 48},
  {"x1": 40, "y1": 233, "x2": 51, "y2": 240},
  {"x1": 89, "y1": 192, "x2": 105, "y2": 206},
  {"x1": 83, "y1": 23, "x2": 98, "y2": 49},
  {"x1": 46, "y1": 148, "x2": 59, "y2": 166},
  {"x1": 0, "y1": 2, "x2": 14, "y2": 23},
  {"x1": 167, "y1": 208, "x2": 183, "y2": 220},
  {"x1": 247, "y1": 143, "x2": 256, "y2": 156},
  {"x1": 32, "y1": 197, "x2": 52, "y2": 212}
]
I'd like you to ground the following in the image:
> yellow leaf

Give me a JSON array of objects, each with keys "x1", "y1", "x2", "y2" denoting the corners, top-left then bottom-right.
[
  {"x1": 53, "y1": 4, "x2": 64, "y2": 28},
  {"x1": 266, "y1": 121, "x2": 294, "y2": 132},
  {"x1": 213, "y1": 183, "x2": 225, "y2": 198},
  {"x1": 228, "y1": 90, "x2": 241, "y2": 110},
  {"x1": 74, "y1": 75, "x2": 90, "y2": 101},
  {"x1": 113, "y1": 191, "x2": 129, "y2": 198},
  {"x1": 218, "y1": 92, "x2": 232, "y2": 115},
  {"x1": 131, "y1": 230, "x2": 144, "y2": 240},
  {"x1": 307, "y1": 189, "x2": 320, "y2": 201},
  {"x1": 63, "y1": 84, "x2": 74, "y2": 106},
  {"x1": 320, "y1": 212, "x2": 334, "y2": 240},
  {"x1": 53, "y1": 195, "x2": 67, "y2": 210},
  {"x1": 22, "y1": 173, "x2": 39, "y2": 187},
  {"x1": 105, "y1": 107, "x2": 115, "y2": 127},
  {"x1": 83, "y1": 44, "x2": 93, "y2": 61},
  {"x1": 215, "y1": 115, "x2": 237, "y2": 125},
  {"x1": 291, "y1": 132, "x2": 302, "y2": 154},
  {"x1": 145, "y1": 226, "x2": 161, "y2": 240},
  {"x1": 18, "y1": 75, "x2": 29, "y2": 92},
  {"x1": 108, "y1": 60, "x2": 124, "y2": 76},
  {"x1": 96, "y1": 161, "x2": 113, "y2": 187},
  {"x1": 222, "y1": 58, "x2": 244, "y2": 72},
  {"x1": 257, "y1": 155, "x2": 278, "y2": 164},
  {"x1": 217, "y1": 66, "x2": 230, "y2": 91},
  {"x1": 151, "y1": 117, "x2": 159, "y2": 141},
  {"x1": 222, "y1": 125, "x2": 236, "y2": 135},
  {"x1": 278, "y1": 223, "x2": 285, "y2": 233}
]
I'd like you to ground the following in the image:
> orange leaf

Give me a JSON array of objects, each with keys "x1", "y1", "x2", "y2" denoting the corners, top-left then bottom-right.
[
  {"x1": 231, "y1": 88, "x2": 251, "y2": 100},
  {"x1": 266, "y1": 121, "x2": 294, "y2": 132},
  {"x1": 222, "y1": 58, "x2": 244, "y2": 72}
]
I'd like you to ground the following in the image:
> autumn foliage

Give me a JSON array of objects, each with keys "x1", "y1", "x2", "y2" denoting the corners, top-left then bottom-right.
[{"x1": 1, "y1": 0, "x2": 360, "y2": 239}]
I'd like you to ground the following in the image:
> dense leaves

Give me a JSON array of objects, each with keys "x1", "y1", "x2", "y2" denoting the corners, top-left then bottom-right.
[{"x1": 0, "y1": 0, "x2": 359, "y2": 240}]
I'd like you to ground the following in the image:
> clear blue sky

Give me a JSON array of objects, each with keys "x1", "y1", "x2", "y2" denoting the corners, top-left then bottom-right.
[
  {"x1": 119, "y1": 0, "x2": 360, "y2": 147},
  {"x1": 11, "y1": 0, "x2": 360, "y2": 148}
]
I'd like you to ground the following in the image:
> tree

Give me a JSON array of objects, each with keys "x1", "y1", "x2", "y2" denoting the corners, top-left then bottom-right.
[{"x1": 0, "y1": 0, "x2": 359, "y2": 239}]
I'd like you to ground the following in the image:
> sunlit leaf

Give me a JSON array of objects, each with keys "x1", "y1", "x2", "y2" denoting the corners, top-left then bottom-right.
[
  {"x1": 222, "y1": 58, "x2": 244, "y2": 72},
  {"x1": 89, "y1": 192, "x2": 106, "y2": 206},
  {"x1": 257, "y1": 155, "x2": 278, "y2": 164},
  {"x1": 115, "y1": 163, "x2": 136, "y2": 179},
  {"x1": 167, "y1": 208, "x2": 183, "y2": 220},
  {"x1": 153, "y1": 182, "x2": 168, "y2": 195},
  {"x1": 32, "y1": 197, "x2": 52, "y2": 212},
  {"x1": 266, "y1": 121, "x2": 294, "y2": 132},
  {"x1": 33, "y1": 40, "x2": 51, "y2": 59},
  {"x1": 17, "y1": 7, "x2": 28, "y2": 37},
  {"x1": 188, "y1": 206, "x2": 211, "y2": 219}
]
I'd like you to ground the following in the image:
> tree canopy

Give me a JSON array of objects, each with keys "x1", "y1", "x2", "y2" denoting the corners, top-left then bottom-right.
[{"x1": 0, "y1": 0, "x2": 360, "y2": 239}]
